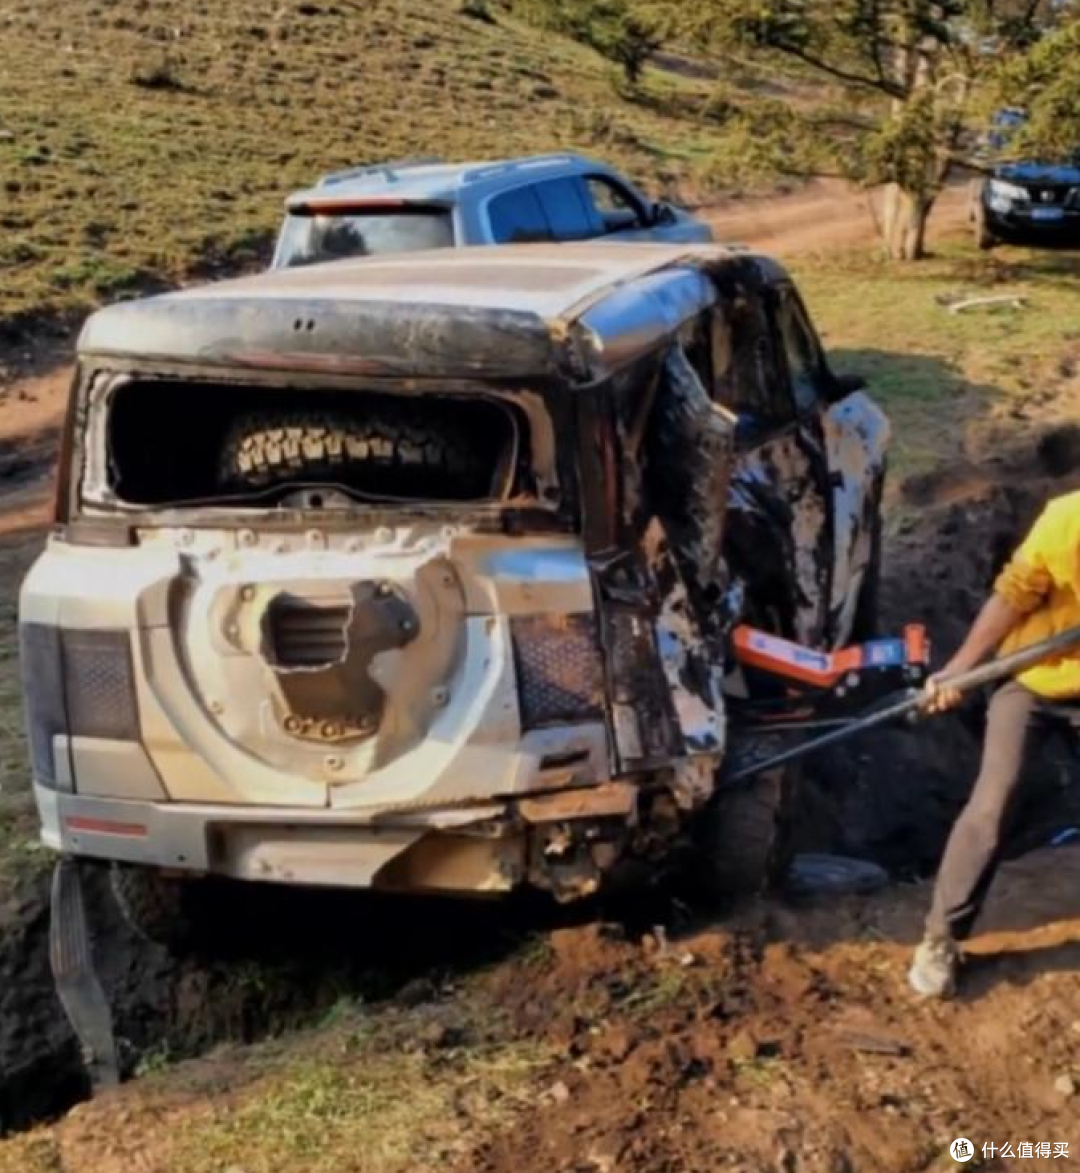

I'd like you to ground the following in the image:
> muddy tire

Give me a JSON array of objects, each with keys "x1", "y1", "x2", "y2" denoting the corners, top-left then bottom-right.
[
  {"x1": 973, "y1": 200, "x2": 998, "y2": 251},
  {"x1": 693, "y1": 767, "x2": 795, "y2": 900},
  {"x1": 217, "y1": 406, "x2": 491, "y2": 499},
  {"x1": 110, "y1": 864, "x2": 197, "y2": 953}
]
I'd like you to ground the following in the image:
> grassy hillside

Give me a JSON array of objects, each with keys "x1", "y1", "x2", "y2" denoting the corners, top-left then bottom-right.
[{"x1": 0, "y1": 0, "x2": 737, "y2": 324}]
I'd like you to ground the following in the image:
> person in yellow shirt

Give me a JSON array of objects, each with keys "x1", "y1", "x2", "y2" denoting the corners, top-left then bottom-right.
[{"x1": 909, "y1": 490, "x2": 1080, "y2": 998}]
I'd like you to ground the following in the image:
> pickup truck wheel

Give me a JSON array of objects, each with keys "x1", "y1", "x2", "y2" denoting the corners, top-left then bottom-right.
[
  {"x1": 693, "y1": 767, "x2": 795, "y2": 900},
  {"x1": 973, "y1": 202, "x2": 998, "y2": 251},
  {"x1": 217, "y1": 407, "x2": 490, "y2": 499},
  {"x1": 110, "y1": 864, "x2": 197, "y2": 953}
]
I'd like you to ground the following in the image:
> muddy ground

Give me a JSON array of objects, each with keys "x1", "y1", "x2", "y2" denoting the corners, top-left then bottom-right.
[
  {"x1": 0, "y1": 189, "x2": 1079, "y2": 1169},
  {"x1": 4, "y1": 851, "x2": 1079, "y2": 1173}
]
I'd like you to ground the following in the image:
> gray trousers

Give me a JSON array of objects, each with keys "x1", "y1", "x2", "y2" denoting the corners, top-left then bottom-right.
[{"x1": 926, "y1": 680, "x2": 1080, "y2": 941}]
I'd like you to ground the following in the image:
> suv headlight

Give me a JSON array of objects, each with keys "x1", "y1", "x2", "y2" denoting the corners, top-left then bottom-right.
[{"x1": 988, "y1": 178, "x2": 1029, "y2": 208}]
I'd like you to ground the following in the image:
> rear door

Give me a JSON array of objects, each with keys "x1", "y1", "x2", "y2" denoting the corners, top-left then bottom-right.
[
  {"x1": 486, "y1": 185, "x2": 555, "y2": 243},
  {"x1": 485, "y1": 178, "x2": 603, "y2": 243},
  {"x1": 711, "y1": 278, "x2": 834, "y2": 645},
  {"x1": 772, "y1": 286, "x2": 889, "y2": 641},
  {"x1": 534, "y1": 177, "x2": 602, "y2": 240}
]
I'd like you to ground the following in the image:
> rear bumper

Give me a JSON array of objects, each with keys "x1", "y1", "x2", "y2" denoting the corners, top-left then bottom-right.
[
  {"x1": 33, "y1": 778, "x2": 642, "y2": 897},
  {"x1": 35, "y1": 785, "x2": 519, "y2": 892}
]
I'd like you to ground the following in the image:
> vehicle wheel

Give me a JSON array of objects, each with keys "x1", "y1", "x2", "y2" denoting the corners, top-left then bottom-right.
[
  {"x1": 217, "y1": 406, "x2": 493, "y2": 500},
  {"x1": 849, "y1": 509, "x2": 882, "y2": 642},
  {"x1": 692, "y1": 766, "x2": 795, "y2": 900},
  {"x1": 973, "y1": 201, "x2": 997, "y2": 251},
  {"x1": 109, "y1": 864, "x2": 197, "y2": 952}
]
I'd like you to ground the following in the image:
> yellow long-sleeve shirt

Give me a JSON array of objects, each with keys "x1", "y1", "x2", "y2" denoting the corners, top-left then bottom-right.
[{"x1": 995, "y1": 490, "x2": 1080, "y2": 698}]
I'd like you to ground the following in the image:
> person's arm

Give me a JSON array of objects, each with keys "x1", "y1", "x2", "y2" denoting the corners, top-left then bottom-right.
[
  {"x1": 924, "y1": 594, "x2": 1023, "y2": 712},
  {"x1": 925, "y1": 503, "x2": 1061, "y2": 712}
]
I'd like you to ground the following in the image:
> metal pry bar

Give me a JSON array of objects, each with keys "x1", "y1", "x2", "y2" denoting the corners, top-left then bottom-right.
[{"x1": 49, "y1": 857, "x2": 120, "y2": 1090}]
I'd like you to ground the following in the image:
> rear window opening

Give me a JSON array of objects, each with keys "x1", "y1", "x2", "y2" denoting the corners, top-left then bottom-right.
[
  {"x1": 275, "y1": 205, "x2": 454, "y2": 267},
  {"x1": 100, "y1": 380, "x2": 528, "y2": 508}
]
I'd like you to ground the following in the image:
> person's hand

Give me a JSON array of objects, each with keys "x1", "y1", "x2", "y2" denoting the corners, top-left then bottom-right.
[{"x1": 922, "y1": 670, "x2": 964, "y2": 714}]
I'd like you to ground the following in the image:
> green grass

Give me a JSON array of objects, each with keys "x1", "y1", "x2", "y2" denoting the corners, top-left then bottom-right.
[
  {"x1": 792, "y1": 243, "x2": 1080, "y2": 483},
  {"x1": 0, "y1": 0, "x2": 746, "y2": 325},
  {"x1": 0, "y1": 1008, "x2": 550, "y2": 1173},
  {"x1": 178, "y1": 1041, "x2": 545, "y2": 1173},
  {"x1": 0, "y1": 537, "x2": 48, "y2": 883}
]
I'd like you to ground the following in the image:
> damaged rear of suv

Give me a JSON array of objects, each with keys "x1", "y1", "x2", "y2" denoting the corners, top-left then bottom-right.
[{"x1": 20, "y1": 243, "x2": 888, "y2": 918}]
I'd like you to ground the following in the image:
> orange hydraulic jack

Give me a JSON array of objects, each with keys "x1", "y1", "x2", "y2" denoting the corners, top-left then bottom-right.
[
  {"x1": 729, "y1": 624, "x2": 931, "y2": 728},
  {"x1": 723, "y1": 622, "x2": 1080, "y2": 783}
]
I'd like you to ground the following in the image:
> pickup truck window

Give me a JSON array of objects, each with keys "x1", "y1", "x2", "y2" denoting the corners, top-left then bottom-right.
[
  {"x1": 488, "y1": 186, "x2": 554, "y2": 243},
  {"x1": 534, "y1": 177, "x2": 597, "y2": 240},
  {"x1": 586, "y1": 176, "x2": 647, "y2": 233},
  {"x1": 277, "y1": 206, "x2": 453, "y2": 266},
  {"x1": 775, "y1": 290, "x2": 829, "y2": 414}
]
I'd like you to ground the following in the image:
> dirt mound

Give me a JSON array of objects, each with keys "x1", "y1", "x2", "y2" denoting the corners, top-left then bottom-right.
[{"x1": 461, "y1": 856, "x2": 1080, "y2": 1173}]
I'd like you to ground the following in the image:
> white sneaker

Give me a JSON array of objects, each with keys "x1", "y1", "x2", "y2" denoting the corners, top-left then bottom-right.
[{"x1": 908, "y1": 935, "x2": 959, "y2": 998}]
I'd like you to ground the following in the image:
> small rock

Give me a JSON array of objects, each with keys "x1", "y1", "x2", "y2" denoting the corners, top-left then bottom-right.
[
  {"x1": 1054, "y1": 1073, "x2": 1076, "y2": 1097},
  {"x1": 418, "y1": 1019, "x2": 462, "y2": 1050},
  {"x1": 594, "y1": 1022, "x2": 636, "y2": 1063},
  {"x1": 678, "y1": 951, "x2": 699, "y2": 968},
  {"x1": 727, "y1": 1028, "x2": 760, "y2": 1063},
  {"x1": 549, "y1": 1080, "x2": 571, "y2": 1104}
]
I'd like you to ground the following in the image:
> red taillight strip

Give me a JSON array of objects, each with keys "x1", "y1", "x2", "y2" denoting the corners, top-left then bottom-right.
[
  {"x1": 65, "y1": 816, "x2": 148, "y2": 838},
  {"x1": 290, "y1": 198, "x2": 409, "y2": 212}
]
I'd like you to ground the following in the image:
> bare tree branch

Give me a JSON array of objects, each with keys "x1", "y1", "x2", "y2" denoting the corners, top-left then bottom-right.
[{"x1": 763, "y1": 38, "x2": 908, "y2": 97}]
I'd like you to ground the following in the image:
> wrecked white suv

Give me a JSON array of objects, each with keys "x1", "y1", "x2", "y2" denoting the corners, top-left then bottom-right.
[{"x1": 20, "y1": 244, "x2": 888, "y2": 921}]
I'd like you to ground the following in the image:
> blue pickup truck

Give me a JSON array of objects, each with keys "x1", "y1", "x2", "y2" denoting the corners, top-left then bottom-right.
[{"x1": 272, "y1": 153, "x2": 712, "y2": 268}]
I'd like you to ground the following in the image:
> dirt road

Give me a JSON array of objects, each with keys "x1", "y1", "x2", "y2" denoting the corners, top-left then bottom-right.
[{"x1": 706, "y1": 178, "x2": 972, "y2": 255}]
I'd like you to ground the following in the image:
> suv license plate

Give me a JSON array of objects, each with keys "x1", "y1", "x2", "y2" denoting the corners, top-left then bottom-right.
[{"x1": 1031, "y1": 206, "x2": 1065, "y2": 222}]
